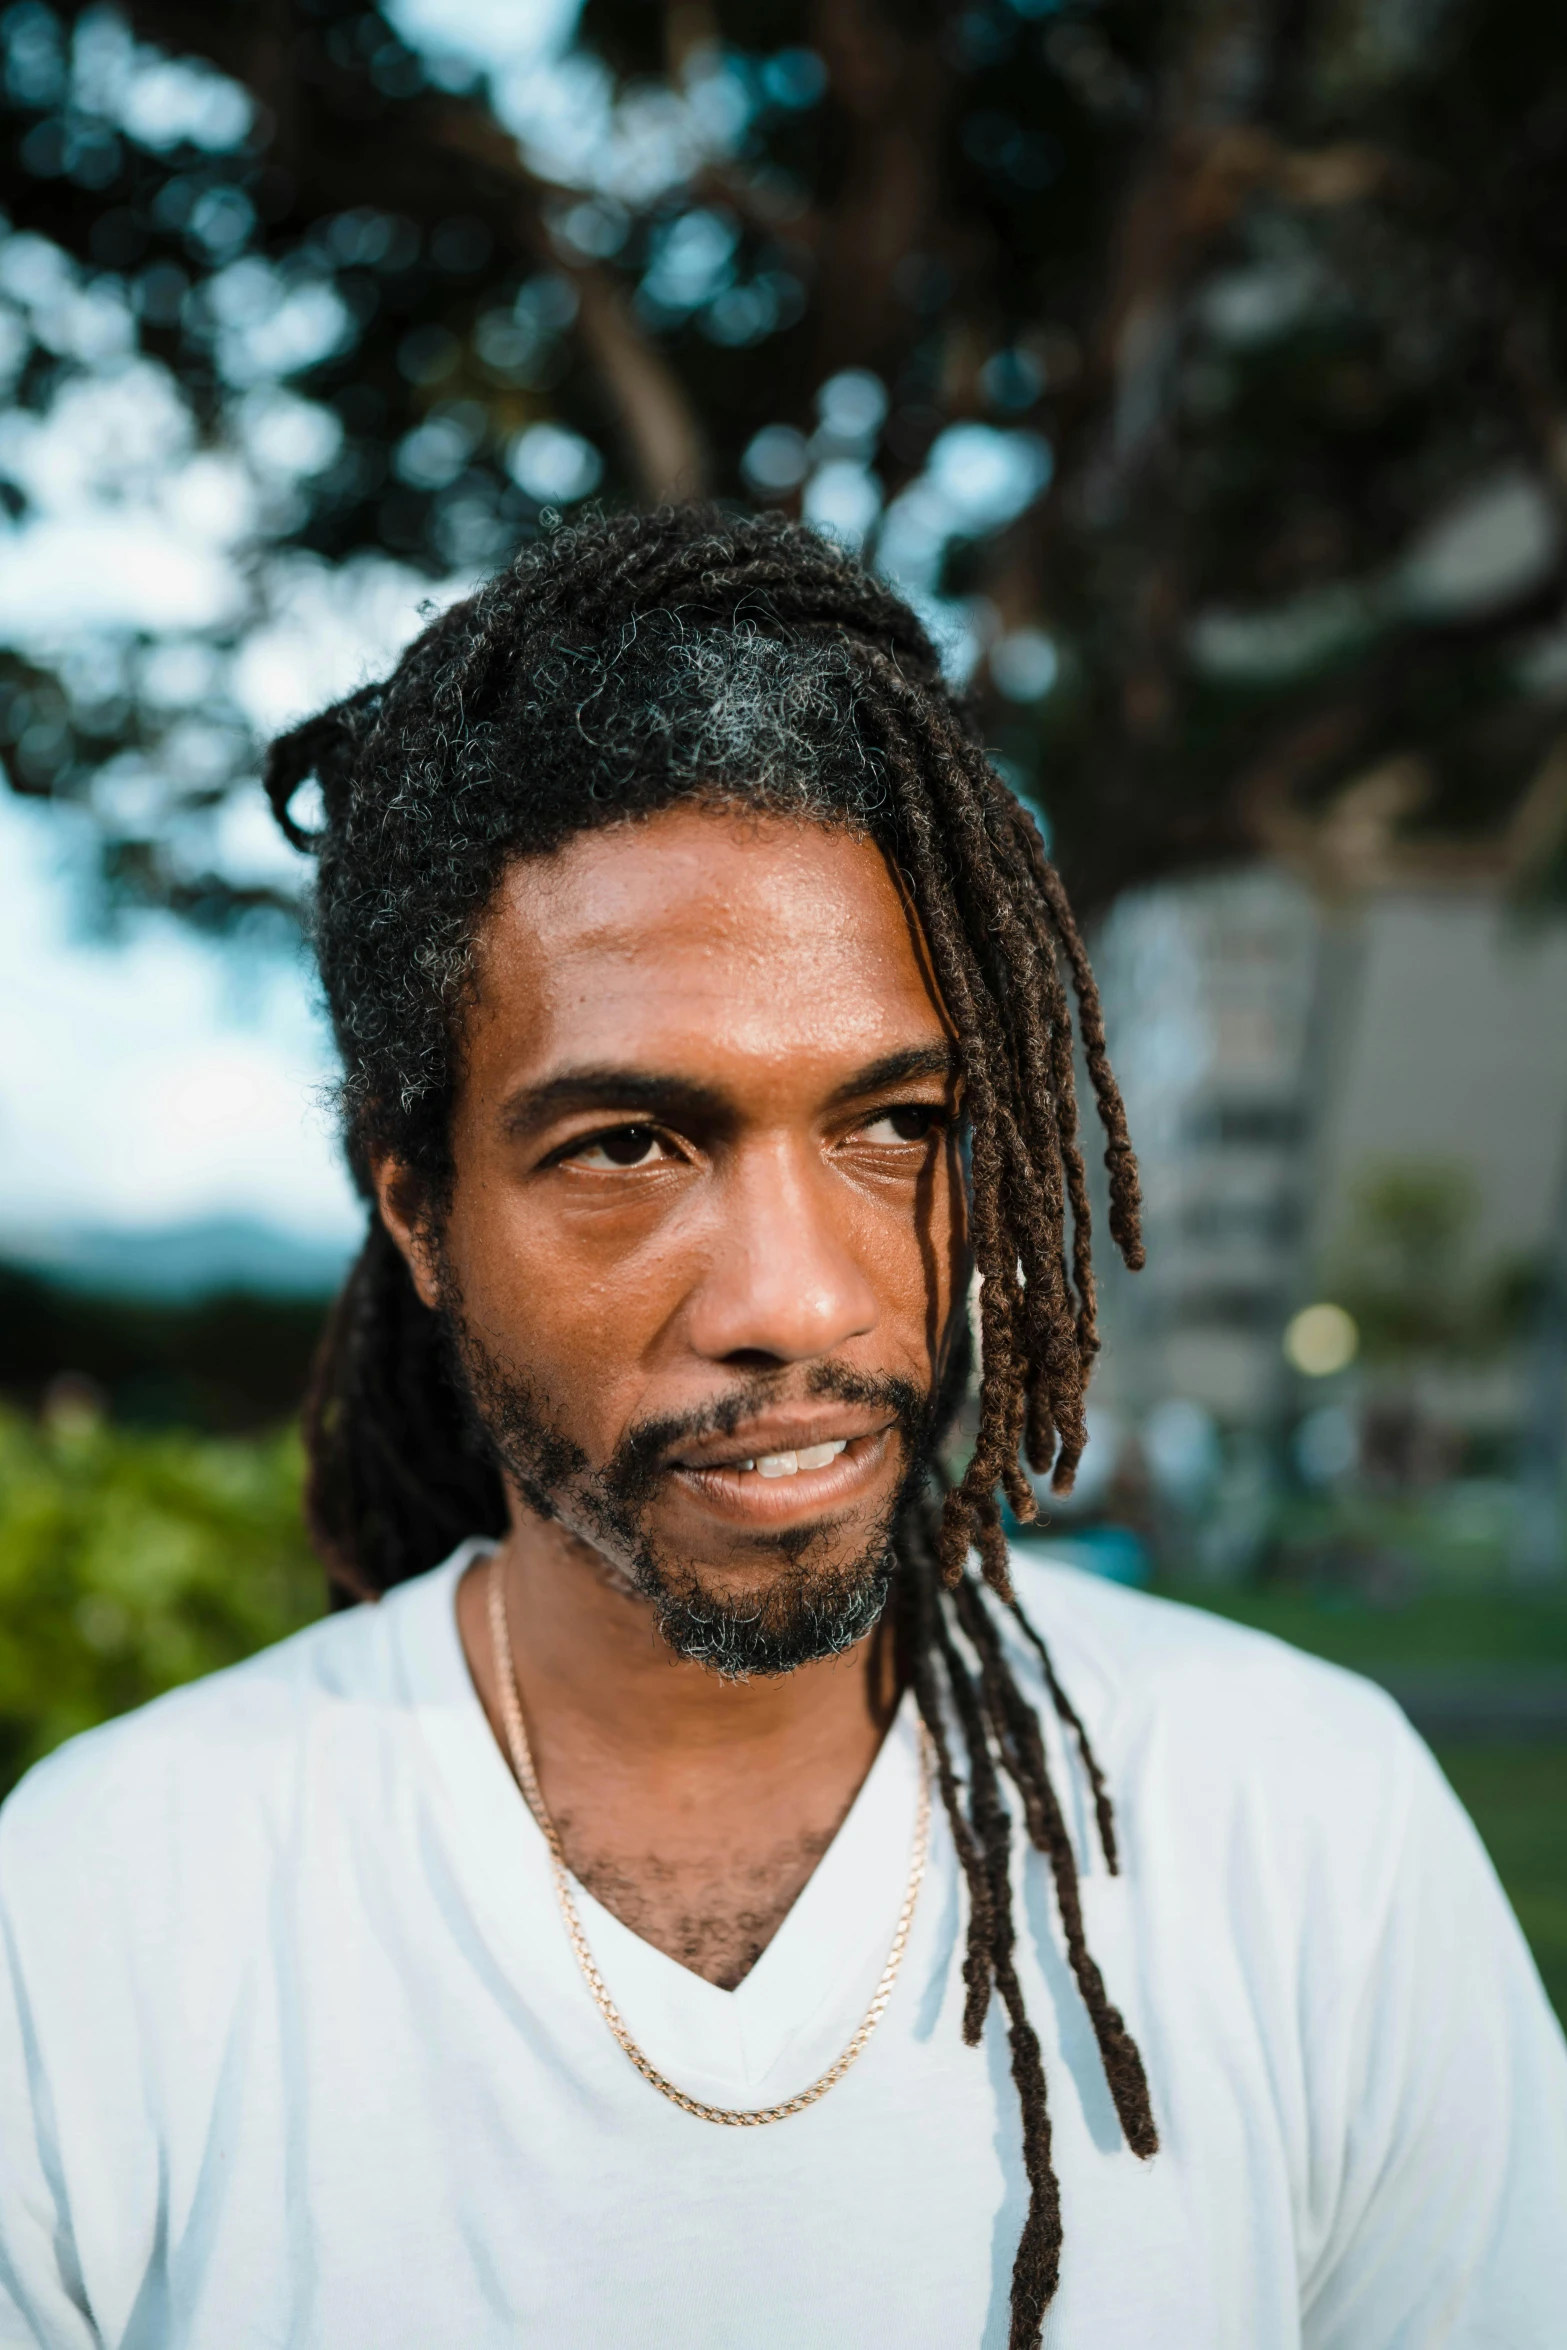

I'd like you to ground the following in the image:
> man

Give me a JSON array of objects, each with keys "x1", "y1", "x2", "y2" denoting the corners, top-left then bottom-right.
[{"x1": 0, "y1": 510, "x2": 1561, "y2": 2350}]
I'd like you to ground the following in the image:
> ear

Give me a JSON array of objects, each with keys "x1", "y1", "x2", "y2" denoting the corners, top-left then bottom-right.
[{"x1": 371, "y1": 1156, "x2": 442, "y2": 1311}]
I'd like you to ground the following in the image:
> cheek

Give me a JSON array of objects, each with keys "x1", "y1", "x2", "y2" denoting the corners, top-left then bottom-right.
[{"x1": 441, "y1": 1176, "x2": 684, "y2": 1410}]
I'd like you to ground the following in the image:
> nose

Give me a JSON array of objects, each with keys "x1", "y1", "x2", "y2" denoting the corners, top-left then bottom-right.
[{"x1": 682, "y1": 1137, "x2": 879, "y2": 1368}]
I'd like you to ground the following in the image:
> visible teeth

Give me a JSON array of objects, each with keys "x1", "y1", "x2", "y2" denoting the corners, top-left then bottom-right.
[{"x1": 733, "y1": 1439, "x2": 850, "y2": 1478}]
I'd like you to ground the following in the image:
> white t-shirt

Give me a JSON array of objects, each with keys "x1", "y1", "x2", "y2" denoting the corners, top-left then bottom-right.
[{"x1": 0, "y1": 1543, "x2": 1562, "y2": 2349}]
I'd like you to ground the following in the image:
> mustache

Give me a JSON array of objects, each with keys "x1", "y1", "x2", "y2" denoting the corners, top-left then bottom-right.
[{"x1": 601, "y1": 1364, "x2": 932, "y2": 1515}]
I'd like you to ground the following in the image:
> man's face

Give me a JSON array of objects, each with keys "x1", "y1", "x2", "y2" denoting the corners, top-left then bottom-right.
[{"x1": 383, "y1": 804, "x2": 968, "y2": 1672}]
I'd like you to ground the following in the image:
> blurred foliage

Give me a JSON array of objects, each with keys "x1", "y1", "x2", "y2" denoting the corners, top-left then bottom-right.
[
  {"x1": 1329, "y1": 1155, "x2": 1544, "y2": 1365},
  {"x1": 0, "y1": 1259, "x2": 329, "y2": 1427},
  {"x1": 0, "y1": 1402, "x2": 323, "y2": 1793},
  {"x1": 0, "y1": 0, "x2": 1564, "y2": 918}
]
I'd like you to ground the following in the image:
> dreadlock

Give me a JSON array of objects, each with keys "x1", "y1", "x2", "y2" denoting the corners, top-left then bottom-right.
[{"x1": 269, "y1": 504, "x2": 1156, "y2": 2345}]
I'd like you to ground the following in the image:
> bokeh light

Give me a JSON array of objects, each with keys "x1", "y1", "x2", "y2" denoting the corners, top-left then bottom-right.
[{"x1": 1283, "y1": 1303, "x2": 1360, "y2": 1379}]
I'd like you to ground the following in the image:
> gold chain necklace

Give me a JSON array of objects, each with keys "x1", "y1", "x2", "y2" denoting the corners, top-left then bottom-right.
[{"x1": 485, "y1": 1555, "x2": 931, "y2": 2127}]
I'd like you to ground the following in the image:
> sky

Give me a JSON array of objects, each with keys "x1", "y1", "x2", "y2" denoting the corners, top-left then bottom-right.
[
  {"x1": 0, "y1": 786, "x2": 360, "y2": 1245},
  {"x1": 0, "y1": 470, "x2": 467, "y2": 1249},
  {"x1": 0, "y1": 519, "x2": 475, "y2": 1251}
]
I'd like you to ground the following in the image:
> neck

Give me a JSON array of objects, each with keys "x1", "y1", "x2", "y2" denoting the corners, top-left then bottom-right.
[
  {"x1": 457, "y1": 1504, "x2": 900, "y2": 1787},
  {"x1": 454, "y1": 1500, "x2": 909, "y2": 1990}
]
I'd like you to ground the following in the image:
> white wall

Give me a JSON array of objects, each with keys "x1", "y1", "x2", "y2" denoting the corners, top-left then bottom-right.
[{"x1": 1312, "y1": 889, "x2": 1567, "y2": 1265}]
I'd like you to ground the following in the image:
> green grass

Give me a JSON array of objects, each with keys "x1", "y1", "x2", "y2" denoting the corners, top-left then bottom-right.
[{"x1": 1158, "y1": 1582, "x2": 1567, "y2": 1668}]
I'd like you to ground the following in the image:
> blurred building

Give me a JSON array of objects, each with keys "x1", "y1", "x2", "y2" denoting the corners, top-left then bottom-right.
[
  {"x1": 1092, "y1": 858, "x2": 1567, "y2": 1450},
  {"x1": 1093, "y1": 866, "x2": 1317, "y2": 1421}
]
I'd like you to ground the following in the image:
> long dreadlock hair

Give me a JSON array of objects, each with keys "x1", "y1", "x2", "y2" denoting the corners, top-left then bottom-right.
[{"x1": 267, "y1": 504, "x2": 1158, "y2": 2346}]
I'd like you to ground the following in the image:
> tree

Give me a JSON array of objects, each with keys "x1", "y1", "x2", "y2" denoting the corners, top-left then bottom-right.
[{"x1": 2, "y1": 0, "x2": 1566, "y2": 922}]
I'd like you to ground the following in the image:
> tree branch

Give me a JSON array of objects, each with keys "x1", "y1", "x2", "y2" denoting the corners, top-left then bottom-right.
[
  {"x1": 805, "y1": 0, "x2": 952, "y2": 384},
  {"x1": 97, "y1": 1, "x2": 711, "y2": 505},
  {"x1": 427, "y1": 102, "x2": 710, "y2": 501}
]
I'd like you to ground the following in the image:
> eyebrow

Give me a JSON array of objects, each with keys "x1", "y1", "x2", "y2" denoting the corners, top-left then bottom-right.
[
  {"x1": 498, "y1": 1042, "x2": 960, "y2": 1145},
  {"x1": 821, "y1": 1042, "x2": 960, "y2": 1110},
  {"x1": 498, "y1": 1069, "x2": 733, "y2": 1145}
]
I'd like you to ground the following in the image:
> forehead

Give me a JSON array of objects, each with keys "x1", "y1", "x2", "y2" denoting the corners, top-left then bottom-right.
[{"x1": 466, "y1": 804, "x2": 946, "y2": 1085}]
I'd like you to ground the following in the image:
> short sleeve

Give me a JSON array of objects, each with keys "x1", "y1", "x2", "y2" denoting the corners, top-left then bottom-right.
[{"x1": 1301, "y1": 1735, "x2": 1567, "y2": 2349}]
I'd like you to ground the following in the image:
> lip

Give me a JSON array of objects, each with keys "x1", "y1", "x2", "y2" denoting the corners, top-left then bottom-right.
[
  {"x1": 665, "y1": 1419, "x2": 898, "y2": 1527},
  {"x1": 667, "y1": 1409, "x2": 892, "y2": 1474}
]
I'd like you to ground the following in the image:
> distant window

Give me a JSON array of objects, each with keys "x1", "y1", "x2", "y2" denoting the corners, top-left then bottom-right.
[
  {"x1": 1167, "y1": 1284, "x2": 1287, "y2": 1332},
  {"x1": 1182, "y1": 1197, "x2": 1303, "y2": 1243},
  {"x1": 1188, "y1": 1100, "x2": 1305, "y2": 1149}
]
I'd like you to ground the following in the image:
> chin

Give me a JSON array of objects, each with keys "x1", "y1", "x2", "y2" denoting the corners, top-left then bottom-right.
[{"x1": 631, "y1": 1538, "x2": 897, "y2": 1679}]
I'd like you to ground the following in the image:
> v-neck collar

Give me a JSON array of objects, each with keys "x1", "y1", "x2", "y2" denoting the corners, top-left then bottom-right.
[{"x1": 390, "y1": 1543, "x2": 930, "y2": 2106}]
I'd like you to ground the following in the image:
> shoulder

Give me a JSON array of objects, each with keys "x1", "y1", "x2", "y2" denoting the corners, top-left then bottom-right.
[
  {"x1": 1006, "y1": 1546, "x2": 1406, "y2": 1728},
  {"x1": 0, "y1": 1558, "x2": 459, "y2": 1915},
  {"x1": 1002, "y1": 1549, "x2": 1429, "y2": 1846}
]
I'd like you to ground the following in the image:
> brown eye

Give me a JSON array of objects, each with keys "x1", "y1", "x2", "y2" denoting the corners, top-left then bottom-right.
[
  {"x1": 577, "y1": 1125, "x2": 663, "y2": 1168},
  {"x1": 864, "y1": 1105, "x2": 943, "y2": 1144}
]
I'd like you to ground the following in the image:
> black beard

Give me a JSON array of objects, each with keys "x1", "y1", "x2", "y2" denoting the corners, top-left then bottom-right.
[{"x1": 443, "y1": 1309, "x2": 936, "y2": 1678}]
